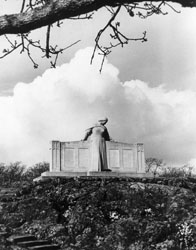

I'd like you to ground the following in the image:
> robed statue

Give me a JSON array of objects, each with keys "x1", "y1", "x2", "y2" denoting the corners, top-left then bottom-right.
[{"x1": 83, "y1": 117, "x2": 112, "y2": 172}]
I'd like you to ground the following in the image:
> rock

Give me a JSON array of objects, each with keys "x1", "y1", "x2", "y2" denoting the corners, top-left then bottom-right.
[{"x1": 33, "y1": 176, "x2": 44, "y2": 183}]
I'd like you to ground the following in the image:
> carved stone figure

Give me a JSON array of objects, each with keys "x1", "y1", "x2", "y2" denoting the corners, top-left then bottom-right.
[{"x1": 83, "y1": 117, "x2": 111, "y2": 171}]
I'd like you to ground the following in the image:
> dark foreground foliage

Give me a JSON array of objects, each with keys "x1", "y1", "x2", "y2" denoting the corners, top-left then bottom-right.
[{"x1": 1, "y1": 176, "x2": 196, "y2": 249}]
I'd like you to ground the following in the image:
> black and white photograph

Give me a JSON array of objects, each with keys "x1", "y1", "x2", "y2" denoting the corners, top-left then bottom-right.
[{"x1": 0, "y1": 0, "x2": 196, "y2": 249}]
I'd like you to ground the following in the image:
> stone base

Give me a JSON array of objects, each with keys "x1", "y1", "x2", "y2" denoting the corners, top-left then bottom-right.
[
  {"x1": 33, "y1": 171, "x2": 153, "y2": 181},
  {"x1": 88, "y1": 171, "x2": 152, "y2": 178}
]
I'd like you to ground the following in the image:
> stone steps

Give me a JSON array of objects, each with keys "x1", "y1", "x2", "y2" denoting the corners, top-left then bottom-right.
[
  {"x1": 7, "y1": 235, "x2": 37, "y2": 244},
  {"x1": 18, "y1": 240, "x2": 50, "y2": 247},
  {"x1": 28, "y1": 245, "x2": 60, "y2": 250},
  {"x1": 1, "y1": 188, "x2": 61, "y2": 249},
  {"x1": 7, "y1": 234, "x2": 60, "y2": 250}
]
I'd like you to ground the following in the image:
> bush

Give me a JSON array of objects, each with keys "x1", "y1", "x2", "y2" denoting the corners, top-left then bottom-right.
[
  {"x1": 0, "y1": 162, "x2": 25, "y2": 186},
  {"x1": 23, "y1": 162, "x2": 49, "y2": 181},
  {"x1": 1, "y1": 177, "x2": 196, "y2": 249},
  {"x1": 160, "y1": 165, "x2": 192, "y2": 178},
  {"x1": 0, "y1": 161, "x2": 49, "y2": 186},
  {"x1": 41, "y1": 178, "x2": 196, "y2": 250},
  {"x1": 146, "y1": 158, "x2": 193, "y2": 178}
]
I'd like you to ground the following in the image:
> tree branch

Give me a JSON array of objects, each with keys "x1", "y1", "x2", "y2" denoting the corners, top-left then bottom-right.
[
  {"x1": 46, "y1": 24, "x2": 51, "y2": 58},
  {"x1": 91, "y1": 5, "x2": 121, "y2": 65},
  {"x1": 0, "y1": 0, "x2": 195, "y2": 36}
]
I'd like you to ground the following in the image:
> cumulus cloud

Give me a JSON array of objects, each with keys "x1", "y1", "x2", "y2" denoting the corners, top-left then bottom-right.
[{"x1": 0, "y1": 47, "x2": 196, "y2": 166}]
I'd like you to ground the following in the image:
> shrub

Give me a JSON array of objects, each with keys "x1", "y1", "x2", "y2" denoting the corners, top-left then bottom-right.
[
  {"x1": 160, "y1": 165, "x2": 192, "y2": 178},
  {"x1": 0, "y1": 162, "x2": 25, "y2": 186},
  {"x1": 23, "y1": 162, "x2": 49, "y2": 181},
  {"x1": 0, "y1": 161, "x2": 49, "y2": 186}
]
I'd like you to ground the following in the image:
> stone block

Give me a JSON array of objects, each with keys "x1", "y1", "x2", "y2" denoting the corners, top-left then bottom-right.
[
  {"x1": 49, "y1": 141, "x2": 146, "y2": 174},
  {"x1": 88, "y1": 172, "x2": 152, "y2": 178},
  {"x1": 39, "y1": 171, "x2": 153, "y2": 178},
  {"x1": 42, "y1": 171, "x2": 87, "y2": 177}
]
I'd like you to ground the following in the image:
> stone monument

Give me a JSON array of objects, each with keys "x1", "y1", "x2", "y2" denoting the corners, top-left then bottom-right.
[{"x1": 40, "y1": 117, "x2": 150, "y2": 178}]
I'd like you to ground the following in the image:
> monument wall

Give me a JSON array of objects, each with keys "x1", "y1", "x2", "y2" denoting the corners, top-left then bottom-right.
[{"x1": 49, "y1": 140, "x2": 146, "y2": 174}]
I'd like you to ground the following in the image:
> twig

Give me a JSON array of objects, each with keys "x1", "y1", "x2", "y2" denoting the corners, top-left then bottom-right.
[
  {"x1": 91, "y1": 6, "x2": 121, "y2": 66},
  {"x1": 164, "y1": 2, "x2": 181, "y2": 13},
  {"x1": 50, "y1": 40, "x2": 81, "y2": 68},
  {"x1": 20, "y1": 0, "x2": 26, "y2": 13},
  {"x1": 0, "y1": 1, "x2": 181, "y2": 71},
  {"x1": 0, "y1": 44, "x2": 22, "y2": 59},
  {"x1": 68, "y1": 13, "x2": 94, "y2": 20}
]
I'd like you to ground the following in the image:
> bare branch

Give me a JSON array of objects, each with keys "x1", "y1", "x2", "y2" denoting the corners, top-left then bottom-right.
[
  {"x1": 0, "y1": 0, "x2": 188, "y2": 70},
  {"x1": 90, "y1": 4, "x2": 149, "y2": 72},
  {"x1": 1, "y1": 31, "x2": 80, "y2": 68},
  {"x1": 0, "y1": 0, "x2": 195, "y2": 36},
  {"x1": 90, "y1": 1, "x2": 181, "y2": 71},
  {"x1": 105, "y1": 6, "x2": 116, "y2": 15},
  {"x1": 49, "y1": 39, "x2": 81, "y2": 68},
  {"x1": 164, "y1": 2, "x2": 181, "y2": 13},
  {"x1": 68, "y1": 12, "x2": 94, "y2": 20},
  {"x1": 21, "y1": 0, "x2": 26, "y2": 13},
  {"x1": 46, "y1": 24, "x2": 51, "y2": 58},
  {"x1": 0, "y1": 43, "x2": 22, "y2": 59},
  {"x1": 4, "y1": 35, "x2": 15, "y2": 48},
  {"x1": 91, "y1": 5, "x2": 121, "y2": 66}
]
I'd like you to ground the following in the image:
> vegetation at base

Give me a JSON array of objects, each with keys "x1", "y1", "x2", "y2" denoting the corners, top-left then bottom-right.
[
  {"x1": 1, "y1": 161, "x2": 196, "y2": 249},
  {"x1": 0, "y1": 161, "x2": 49, "y2": 187},
  {"x1": 146, "y1": 158, "x2": 193, "y2": 178},
  {"x1": 0, "y1": 158, "x2": 194, "y2": 186}
]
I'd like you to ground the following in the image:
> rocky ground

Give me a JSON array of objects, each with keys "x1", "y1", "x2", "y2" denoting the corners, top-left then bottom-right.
[{"x1": 1, "y1": 177, "x2": 196, "y2": 249}]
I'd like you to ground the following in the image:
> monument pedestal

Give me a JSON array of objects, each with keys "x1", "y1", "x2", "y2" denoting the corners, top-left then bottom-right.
[
  {"x1": 38, "y1": 171, "x2": 152, "y2": 180},
  {"x1": 35, "y1": 140, "x2": 152, "y2": 180}
]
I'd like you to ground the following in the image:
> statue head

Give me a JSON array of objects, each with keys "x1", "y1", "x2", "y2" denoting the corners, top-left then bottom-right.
[{"x1": 98, "y1": 117, "x2": 108, "y2": 125}]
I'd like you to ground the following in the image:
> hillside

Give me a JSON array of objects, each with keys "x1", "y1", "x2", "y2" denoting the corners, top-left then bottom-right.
[{"x1": 1, "y1": 176, "x2": 196, "y2": 249}]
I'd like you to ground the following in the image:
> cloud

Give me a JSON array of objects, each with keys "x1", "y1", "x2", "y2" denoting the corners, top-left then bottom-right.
[{"x1": 0, "y1": 47, "x2": 196, "y2": 166}]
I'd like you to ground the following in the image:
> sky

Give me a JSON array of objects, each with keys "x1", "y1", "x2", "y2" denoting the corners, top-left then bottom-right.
[{"x1": 0, "y1": 2, "x2": 196, "y2": 168}]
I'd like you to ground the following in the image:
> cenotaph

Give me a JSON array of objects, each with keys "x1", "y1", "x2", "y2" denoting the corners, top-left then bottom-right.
[{"x1": 40, "y1": 117, "x2": 150, "y2": 178}]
